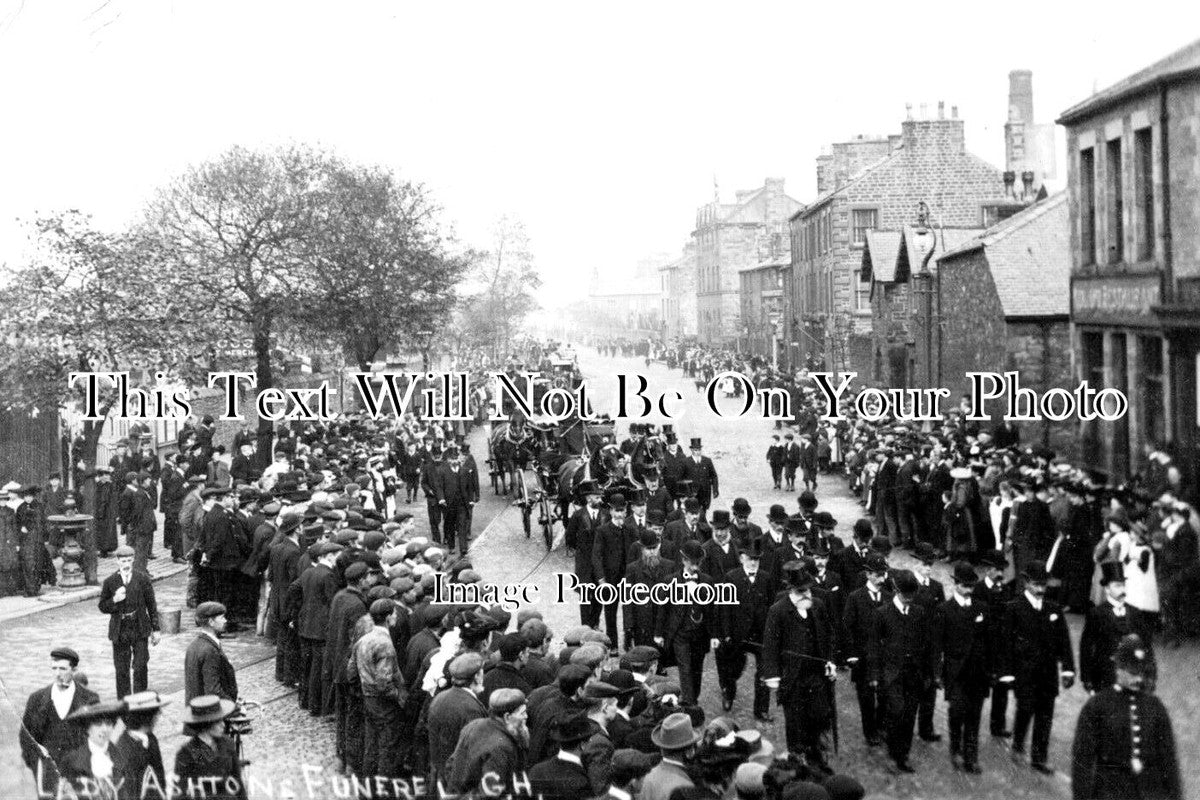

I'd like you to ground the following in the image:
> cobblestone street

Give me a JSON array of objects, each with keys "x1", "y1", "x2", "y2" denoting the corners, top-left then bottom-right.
[{"x1": 2, "y1": 347, "x2": 1197, "y2": 799}]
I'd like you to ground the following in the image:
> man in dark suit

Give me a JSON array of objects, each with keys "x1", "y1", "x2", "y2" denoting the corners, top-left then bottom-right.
[
  {"x1": 809, "y1": 539, "x2": 844, "y2": 660},
  {"x1": 798, "y1": 432, "x2": 819, "y2": 492},
  {"x1": 297, "y1": 542, "x2": 343, "y2": 714},
  {"x1": 592, "y1": 494, "x2": 631, "y2": 645},
  {"x1": 623, "y1": 530, "x2": 675, "y2": 649},
  {"x1": 566, "y1": 481, "x2": 605, "y2": 628},
  {"x1": 19, "y1": 648, "x2": 100, "y2": 790},
  {"x1": 767, "y1": 434, "x2": 786, "y2": 490},
  {"x1": 997, "y1": 559, "x2": 1076, "y2": 775},
  {"x1": 717, "y1": 538, "x2": 775, "y2": 718},
  {"x1": 832, "y1": 519, "x2": 875, "y2": 591},
  {"x1": 268, "y1": 516, "x2": 304, "y2": 686},
  {"x1": 780, "y1": 433, "x2": 800, "y2": 492},
  {"x1": 654, "y1": 541, "x2": 717, "y2": 705},
  {"x1": 729, "y1": 498, "x2": 763, "y2": 548},
  {"x1": 911, "y1": 543, "x2": 945, "y2": 743},
  {"x1": 763, "y1": 563, "x2": 836, "y2": 770},
  {"x1": 933, "y1": 562, "x2": 993, "y2": 773},
  {"x1": 1009, "y1": 483, "x2": 1057, "y2": 579},
  {"x1": 98, "y1": 545, "x2": 160, "y2": 699},
  {"x1": 127, "y1": 473, "x2": 159, "y2": 573},
  {"x1": 700, "y1": 511, "x2": 740, "y2": 582},
  {"x1": 761, "y1": 515, "x2": 808, "y2": 597},
  {"x1": 184, "y1": 602, "x2": 239, "y2": 702},
  {"x1": 641, "y1": 470, "x2": 674, "y2": 522},
  {"x1": 198, "y1": 487, "x2": 241, "y2": 611},
  {"x1": 682, "y1": 438, "x2": 719, "y2": 518},
  {"x1": 420, "y1": 448, "x2": 444, "y2": 544},
  {"x1": 976, "y1": 549, "x2": 1017, "y2": 738},
  {"x1": 528, "y1": 713, "x2": 594, "y2": 800},
  {"x1": 428, "y1": 653, "x2": 488, "y2": 785},
  {"x1": 843, "y1": 553, "x2": 891, "y2": 746},
  {"x1": 661, "y1": 498, "x2": 709, "y2": 563},
  {"x1": 159, "y1": 455, "x2": 189, "y2": 562},
  {"x1": 868, "y1": 569, "x2": 936, "y2": 773},
  {"x1": 1079, "y1": 561, "x2": 1138, "y2": 694},
  {"x1": 434, "y1": 446, "x2": 477, "y2": 554},
  {"x1": 894, "y1": 448, "x2": 924, "y2": 549},
  {"x1": 658, "y1": 434, "x2": 688, "y2": 501}
]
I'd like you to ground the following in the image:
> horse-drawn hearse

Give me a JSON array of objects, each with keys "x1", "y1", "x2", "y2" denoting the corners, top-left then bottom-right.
[{"x1": 485, "y1": 410, "x2": 667, "y2": 550}]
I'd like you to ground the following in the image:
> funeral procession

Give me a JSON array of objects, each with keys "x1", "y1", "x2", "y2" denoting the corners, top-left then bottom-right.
[{"x1": 1, "y1": 5, "x2": 1199, "y2": 800}]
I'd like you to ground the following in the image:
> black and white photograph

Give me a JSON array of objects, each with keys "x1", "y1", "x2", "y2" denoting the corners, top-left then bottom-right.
[{"x1": 0, "y1": 2, "x2": 1198, "y2": 799}]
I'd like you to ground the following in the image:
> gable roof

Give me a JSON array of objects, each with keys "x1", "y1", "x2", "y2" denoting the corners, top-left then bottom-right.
[
  {"x1": 892, "y1": 227, "x2": 984, "y2": 283},
  {"x1": 1058, "y1": 38, "x2": 1200, "y2": 124},
  {"x1": 861, "y1": 230, "x2": 903, "y2": 283},
  {"x1": 939, "y1": 192, "x2": 1069, "y2": 317}
]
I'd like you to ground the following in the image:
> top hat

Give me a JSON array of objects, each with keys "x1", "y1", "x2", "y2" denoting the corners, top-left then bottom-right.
[
  {"x1": 710, "y1": 510, "x2": 731, "y2": 529},
  {"x1": 689, "y1": 438, "x2": 702, "y2": 450},
  {"x1": 1022, "y1": 559, "x2": 1050, "y2": 583},
  {"x1": 1099, "y1": 561, "x2": 1125, "y2": 585},
  {"x1": 913, "y1": 542, "x2": 938, "y2": 564},
  {"x1": 181, "y1": 695, "x2": 237, "y2": 726},
  {"x1": 739, "y1": 538, "x2": 766, "y2": 559},
  {"x1": 651, "y1": 712, "x2": 703, "y2": 750},
  {"x1": 782, "y1": 561, "x2": 814, "y2": 591},
  {"x1": 577, "y1": 480, "x2": 602, "y2": 497},
  {"x1": 978, "y1": 549, "x2": 1007, "y2": 569}
]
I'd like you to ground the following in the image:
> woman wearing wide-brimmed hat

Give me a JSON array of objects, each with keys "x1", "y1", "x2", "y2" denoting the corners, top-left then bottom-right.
[
  {"x1": 59, "y1": 700, "x2": 127, "y2": 798},
  {"x1": 173, "y1": 695, "x2": 246, "y2": 800},
  {"x1": 115, "y1": 691, "x2": 169, "y2": 799}
]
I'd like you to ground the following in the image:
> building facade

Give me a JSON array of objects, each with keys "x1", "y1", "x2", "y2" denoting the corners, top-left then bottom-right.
[
  {"x1": 789, "y1": 106, "x2": 1014, "y2": 378},
  {"x1": 660, "y1": 242, "x2": 697, "y2": 340},
  {"x1": 738, "y1": 259, "x2": 788, "y2": 365},
  {"x1": 1058, "y1": 39, "x2": 1200, "y2": 497},
  {"x1": 694, "y1": 178, "x2": 802, "y2": 345}
]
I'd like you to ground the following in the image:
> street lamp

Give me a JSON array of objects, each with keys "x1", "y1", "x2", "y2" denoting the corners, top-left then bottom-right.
[{"x1": 911, "y1": 202, "x2": 939, "y2": 388}]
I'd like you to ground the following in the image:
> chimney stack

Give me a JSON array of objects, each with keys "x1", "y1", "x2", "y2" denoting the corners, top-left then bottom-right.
[
  {"x1": 1008, "y1": 69, "x2": 1034, "y2": 123},
  {"x1": 920, "y1": 102, "x2": 928, "y2": 119},
  {"x1": 906, "y1": 103, "x2": 913, "y2": 120},
  {"x1": 951, "y1": 105, "x2": 958, "y2": 119},
  {"x1": 938, "y1": 100, "x2": 945, "y2": 120},
  {"x1": 1003, "y1": 170, "x2": 1016, "y2": 199}
]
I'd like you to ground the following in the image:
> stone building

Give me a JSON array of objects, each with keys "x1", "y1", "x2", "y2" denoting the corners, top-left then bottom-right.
[
  {"x1": 659, "y1": 242, "x2": 697, "y2": 340},
  {"x1": 862, "y1": 226, "x2": 982, "y2": 389},
  {"x1": 790, "y1": 96, "x2": 1035, "y2": 379},
  {"x1": 1058, "y1": 38, "x2": 1200, "y2": 497},
  {"x1": 694, "y1": 178, "x2": 802, "y2": 345},
  {"x1": 738, "y1": 258, "x2": 788, "y2": 365},
  {"x1": 936, "y1": 193, "x2": 1073, "y2": 454}
]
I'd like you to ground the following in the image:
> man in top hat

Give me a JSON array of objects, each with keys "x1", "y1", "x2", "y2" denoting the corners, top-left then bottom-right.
[
  {"x1": 1080, "y1": 561, "x2": 1143, "y2": 694},
  {"x1": 659, "y1": 430, "x2": 689, "y2": 501},
  {"x1": 197, "y1": 486, "x2": 238, "y2": 609},
  {"x1": 717, "y1": 537, "x2": 774, "y2": 717},
  {"x1": 767, "y1": 434, "x2": 786, "y2": 490},
  {"x1": 158, "y1": 453, "x2": 189, "y2": 563},
  {"x1": 640, "y1": 712, "x2": 701, "y2": 800},
  {"x1": 566, "y1": 480, "x2": 606, "y2": 628},
  {"x1": 701, "y1": 510, "x2": 740, "y2": 583},
  {"x1": 806, "y1": 510, "x2": 844, "y2": 557},
  {"x1": 624, "y1": 529, "x2": 675, "y2": 649},
  {"x1": 267, "y1": 515, "x2": 304, "y2": 686},
  {"x1": 174, "y1": 695, "x2": 246, "y2": 800},
  {"x1": 124, "y1": 472, "x2": 159, "y2": 573},
  {"x1": 682, "y1": 438, "x2": 719, "y2": 518},
  {"x1": 909, "y1": 542, "x2": 945, "y2": 743},
  {"x1": 433, "y1": 445, "x2": 477, "y2": 556},
  {"x1": 185, "y1": 602, "x2": 238, "y2": 702},
  {"x1": 98, "y1": 545, "x2": 161, "y2": 699},
  {"x1": 527, "y1": 712, "x2": 595, "y2": 799},
  {"x1": 867, "y1": 569, "x2": 937, "y2": 773},
  {"x1": 832, "y1": 519, "x2": 875, "y2": 591},
  {"x1": 623, "y1": 489, "x2": 650, "y2": 542},
  {"x1": 654, "y1": 540, "x2": 718, "y2": 706},
  {"x1": 661, "y1": 498, "x2": 710, "y2": 564},
  {"x1": 974, "y1": 549, "x2": 1017, "y2": 738},
  {"x1": 997, "y1": 559, "x2": 1075, "y2": 774},
  {"x1": 592, "y1": 494, "x2": 634, "y2": 645},
  {"x1": 763, "y1": 563, "x2": 836, "y2": 768},
  {"x1": 116, "y1": 691, "x2": 169, "y2": 796},
  {"x1": 933, "y1": 562, "x2": 993, "y2": 773},
  {"x1": 420, "y1": 447, "x2": 445, "y2": 544},
  {"x1": 1071, "y1": 634, "x2": 1182, "y2": 800},
  {"x1": 842, "y1": 553, "x2": 891, "y2": 746},
  {"x1": 762, "y1": 515, "x2": 808, "y2": 597},
  {"x1": 20, "y1": 647, "x2": 100, "y2": 789},
  {"x1": 642, "y1": 469, "x2": 674, "y2": 522}
]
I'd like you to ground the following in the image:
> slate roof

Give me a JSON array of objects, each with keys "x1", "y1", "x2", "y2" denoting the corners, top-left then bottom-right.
[
  {"x1": 1059, "y1": 38, "x2": 1200, "y2": 123},
  {"x1": 939, "y1": 192, "x2": 1069, "y2": 318}
]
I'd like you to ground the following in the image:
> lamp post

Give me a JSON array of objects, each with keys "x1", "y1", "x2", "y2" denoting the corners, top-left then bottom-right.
[{"x1": 910, "y1": 202, "x2": 939, "y2": 388}]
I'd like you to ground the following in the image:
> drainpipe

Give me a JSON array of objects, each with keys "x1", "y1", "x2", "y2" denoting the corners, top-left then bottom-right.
[{"x1": 1159, "y1": 79, "x2": 1173, "y2": 301}]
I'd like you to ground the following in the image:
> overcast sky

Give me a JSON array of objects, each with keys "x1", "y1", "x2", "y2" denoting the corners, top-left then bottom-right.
[{"x1": 1, "y1": 1, "x2": 1197, "y2": 308}]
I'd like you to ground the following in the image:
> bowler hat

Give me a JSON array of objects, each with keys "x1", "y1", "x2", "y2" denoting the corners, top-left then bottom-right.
[
  {"x1": 651, "y1": 711, "x2": 703, "y2": 749},
  {"x1": 556, "y1": 713, "x2": 595, "y2": 745},
  {"x1": 732, "y1": 498, "x2": 752, "y2": 516},
  {"x1": 767, "y1": 504, "x2": 789, "y2": 523},
  {"x1": 951, "y1": 561, "x2": 979, "y2": 586},
  {"x1": 913, "y1": 542, "x2": 937, "y2": 564},
  {"x1": 892, "y1": 569, "x2": 919, "y2": 596},
  {"x1": 739, "y1": 538, "x2": 765, "y2": 559},
  {"x1": 864, "y1": 553, "x2": 888, "y2": 574},
  {"x1": 797, "y1": 491, "x2": 818, "y2": 511},
  {"x1": 784, "y1": 515, "x2": 807, "y2": 536},
  {"x1": 979, "y1": 549, "x2": 1007, "y2": 569},
  {"x1": 782, "y1": 561, "x2": 813, "y2": 591},
  {"x1": 811, "y1": 511, "x2": 837, "y2": 529},
  {"x1": 646, "y1": 510, "x2": 665, "y2": 528},
  {"x1": 680, "y1": 540, "x2": 705, "y2": 564}
]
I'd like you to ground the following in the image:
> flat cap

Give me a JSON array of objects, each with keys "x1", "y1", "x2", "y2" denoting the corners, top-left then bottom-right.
[
  {"x1": 489, "y1": 688, "x2": 527, "y2": 715},
  {"x1": 448, "y1": 652, "x2": 485, "y2": 681},
  {"x1": 114, "y1": 545, "x2": 135, "y2": 558},
  {"x1": 50, "y1": 647, "x2": 80, "y2": 667},
  {"x1": 195, "y1": 601, "x2": 227, "y2": 621}
]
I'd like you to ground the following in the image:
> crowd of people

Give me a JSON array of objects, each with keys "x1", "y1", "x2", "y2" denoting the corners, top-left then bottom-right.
[{"x1": 12, "y1": 338, "x2": 1194, "y2": 800}]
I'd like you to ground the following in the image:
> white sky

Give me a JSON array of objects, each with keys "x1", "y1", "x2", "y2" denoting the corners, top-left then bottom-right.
[{"x1": 1, "y1": 1, "x2": 1197, "y2": 309}]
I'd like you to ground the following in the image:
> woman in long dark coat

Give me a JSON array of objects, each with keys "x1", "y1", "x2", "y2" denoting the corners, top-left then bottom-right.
[{"x1": 94, "y1": 467, "x2": 119, "y2": 556}]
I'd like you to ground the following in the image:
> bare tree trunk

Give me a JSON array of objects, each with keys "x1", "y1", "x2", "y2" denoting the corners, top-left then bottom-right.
[{"x1": 252, "y1": 302, "x2": 276, "y2": 470}]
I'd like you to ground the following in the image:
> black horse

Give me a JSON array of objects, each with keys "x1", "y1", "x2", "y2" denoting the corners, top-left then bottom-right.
[{"x1": 487, "y1": 417, "x2": 538, "y2": 495}]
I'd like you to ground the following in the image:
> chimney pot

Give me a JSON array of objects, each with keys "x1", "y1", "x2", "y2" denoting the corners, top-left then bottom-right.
[
  {"x1": 938, "y1": 101, "x2": 945, "y2": 120},
  {"x1": 951, "y1": 105, "x2": 958, "y2": 119},
  {"x1": 906, "y1": 103, "x2": 913, "y2": 120},
  {"x1": 920, "y1": 102, "x2": 927, "y2": 119}
]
